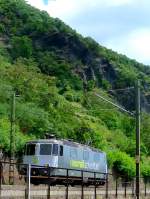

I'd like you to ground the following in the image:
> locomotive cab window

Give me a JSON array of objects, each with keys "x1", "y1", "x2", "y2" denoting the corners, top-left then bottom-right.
[
  {"x1": 26, "y1": 144, "x2": 36, "y2": 155},
  {"x1": 40, "y1": 144, "x2": 52, "y2": 155},
  {"x1": 60, "y1": 145, "x2": 63, "y2": 156},
  {"x1": 52, "y1": 144, "x2": 58, "y2": 155}
]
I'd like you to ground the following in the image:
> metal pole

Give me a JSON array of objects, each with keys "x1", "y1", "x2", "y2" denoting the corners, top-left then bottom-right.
[
  {"x1": 47, "y1": 166, "x2": 51, "y2": 199},
  {"x1": 115, "y1": 177, "x2": 118, "y2": 198},
  {"x1": 144, "y1": 180, "x2": 147, "y2": 197},
  {"x1": 0, "y1": 162, "x2": 2, "y2": 198},
  {"x1": 27, "y1": 164, "x2": 31, "y2": 199},
  {"x1": 95, "y1": 83, "x2": 141, "y2": 198},
  {"x1": 135, "y1": 80, "x2": 140, "y2": 199},
  {"x1": 105, "y1": 173, "x2": 108, "y2": 198},
  {"x1": 66, "y1": 169, "x2": 69, "y2": 199},
  {"x1": 9, "y1": 92, "x2": 15, "y2": 185},
  {"x1": 81, "y1": 171, "x2": 84, "y2": 199},
  {"x1": 94, "y1": 172, "x2": 97, "y2": 199},
  {"x1": 124, "y1": 181, "x2": 127, "y2": 198},
  {"x1": 132, "y1": 178, "x2": 135, "y2": 197}
]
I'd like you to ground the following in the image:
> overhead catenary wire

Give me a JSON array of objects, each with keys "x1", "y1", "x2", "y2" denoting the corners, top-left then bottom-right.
[
  {"x1": 109, "y1": 87, "x2": 134, "y2": 92},
  {"x1": 95, "y1": 93, "x2": 135, "y2": 116},
  {"x1": 108, "y1": 87, "x2": 150, "y2": 113}
]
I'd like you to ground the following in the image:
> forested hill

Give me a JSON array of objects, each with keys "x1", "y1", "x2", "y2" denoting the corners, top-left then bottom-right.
[{"x1": 0, "y1": 0, "x2": 150, "y2": 179}]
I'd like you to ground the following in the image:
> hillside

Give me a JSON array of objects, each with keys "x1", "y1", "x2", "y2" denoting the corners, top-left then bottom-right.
[{"x1": 0, "y1": 0, "x2": 150, "y2": 179}]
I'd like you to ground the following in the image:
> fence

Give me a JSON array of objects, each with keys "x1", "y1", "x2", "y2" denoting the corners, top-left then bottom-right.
[{"x1": 0, "y1": 161, "x2": 150, "y2": 199}]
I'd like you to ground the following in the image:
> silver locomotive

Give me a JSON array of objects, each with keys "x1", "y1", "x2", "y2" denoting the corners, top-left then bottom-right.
[{"x1": 22, "y1": 138, "x2": 107, "y2": 185}]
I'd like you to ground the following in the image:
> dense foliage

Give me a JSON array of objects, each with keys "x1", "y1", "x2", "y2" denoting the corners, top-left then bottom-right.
[{"x1": 0, "y1": 0, "x2": 150, "y2": 179}]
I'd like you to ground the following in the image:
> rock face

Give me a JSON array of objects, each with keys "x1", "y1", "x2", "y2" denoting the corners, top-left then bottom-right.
[
  {"x1": 41, "y1": 32, "x2": 119, "y2": 87},
  {"x1": 1, "y1": 0, "x2": 150, "y2": 112}
]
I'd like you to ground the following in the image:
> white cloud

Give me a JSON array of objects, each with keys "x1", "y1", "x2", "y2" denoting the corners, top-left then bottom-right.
[
  {"x1": 102, "y1": 0, "x2": 134, "y2": 7},
  {"x1": 27, "y1": 0, "x2": 134, "y2": 19},
  {"x1": 26, "y1": 0, "x2": 81, "y2": 18},
  {"x1": 27, "y1": 0, "x2": 46, "y2": 10},
  {"x1": 106, "y1": 28, "x2": 150, "y2": 64},
  {"x1": 129, "y1": 29, "x2": 150, "y2": 63}
]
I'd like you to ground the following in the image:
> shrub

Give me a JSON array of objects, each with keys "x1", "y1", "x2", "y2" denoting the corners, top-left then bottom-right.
[{"x1": 107, "y1": 150, "x2": 135, "y2": 179}]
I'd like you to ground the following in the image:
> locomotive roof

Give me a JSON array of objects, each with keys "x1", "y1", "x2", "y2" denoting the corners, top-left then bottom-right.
[{"x1": 26, "y1": 139, "x2": 104, "y2": 153}]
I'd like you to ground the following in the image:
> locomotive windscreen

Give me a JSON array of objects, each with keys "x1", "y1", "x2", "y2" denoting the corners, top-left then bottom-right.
[
  {"x1": 26, "y1": 144, "x2": 36, "y2": 155},
  {"x1": 52, "y1": 144, "x2": 58, "y2": 155},
  {"x1": 40, "y1": 144, "x2": 52, "y2": 155}
]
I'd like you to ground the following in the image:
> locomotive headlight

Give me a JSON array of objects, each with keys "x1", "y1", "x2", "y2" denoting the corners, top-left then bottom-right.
[
  {"x1": 44, "y1": 164, "x2": 49, "y2": 167},
  {"x1": 33, "y1": 170, "x2": 36, "y2": 175}
]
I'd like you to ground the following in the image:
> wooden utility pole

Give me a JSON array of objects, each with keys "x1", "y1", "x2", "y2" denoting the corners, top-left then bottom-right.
[
  {"x1": 9, "y1": 92, "x2": 15, "y2": 184},
  {"x1": 135, "y1": 80, "x2": 140, "y2": 199}
]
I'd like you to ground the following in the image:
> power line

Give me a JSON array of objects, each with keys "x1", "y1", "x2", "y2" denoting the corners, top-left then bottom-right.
[
  {"x1": 109, "y1": 87, "x2": 134, "y2": 92},
  {"x1": 95, "y1": 93, "x2": 134, "y2": 116}
]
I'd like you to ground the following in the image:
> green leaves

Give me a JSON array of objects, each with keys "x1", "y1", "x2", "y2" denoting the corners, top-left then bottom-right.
[
  {"x1": 108, "y1": 150, "x2": 135, "y2": 178},
  {"x1": 16, "y1": 103, "x2": 52, "y2": 135},
  {"x1": 10, "y1": 36, "x2": 33, "y2": 59},
  {"x1": 0, "y1": 117, "x2": 34, "y2": 154}
]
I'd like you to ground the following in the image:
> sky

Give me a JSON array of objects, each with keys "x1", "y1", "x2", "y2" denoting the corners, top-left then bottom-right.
[{"x1": 27, "y1": 0, "x2": 150, "y2": 65}]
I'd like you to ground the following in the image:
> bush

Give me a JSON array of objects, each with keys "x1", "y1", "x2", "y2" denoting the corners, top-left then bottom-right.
[
  {"x1": 0, "y1": 117, "x2": 34, "y2": 154},
  {"x1": 107, "y1": 150, "x2": 135, "y2": 179}
]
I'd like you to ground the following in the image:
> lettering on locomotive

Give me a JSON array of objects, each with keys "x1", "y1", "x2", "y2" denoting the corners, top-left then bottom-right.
[
  {"x1": 70, "y1": 160, "x2": 99, "y2": 170},
  {"x1": 70, "y1": 160, "x2": 85, "y2": 168}
]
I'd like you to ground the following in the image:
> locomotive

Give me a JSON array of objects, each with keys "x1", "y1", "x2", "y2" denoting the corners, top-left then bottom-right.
[{"x1": 21, "y1": 138, "x2": 107, "y2": 185}]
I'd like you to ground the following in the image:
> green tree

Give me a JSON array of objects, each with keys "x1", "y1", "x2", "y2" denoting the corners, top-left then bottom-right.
[{"x1": 11, "y1": 36, "x2": 33, "y2": 59}]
